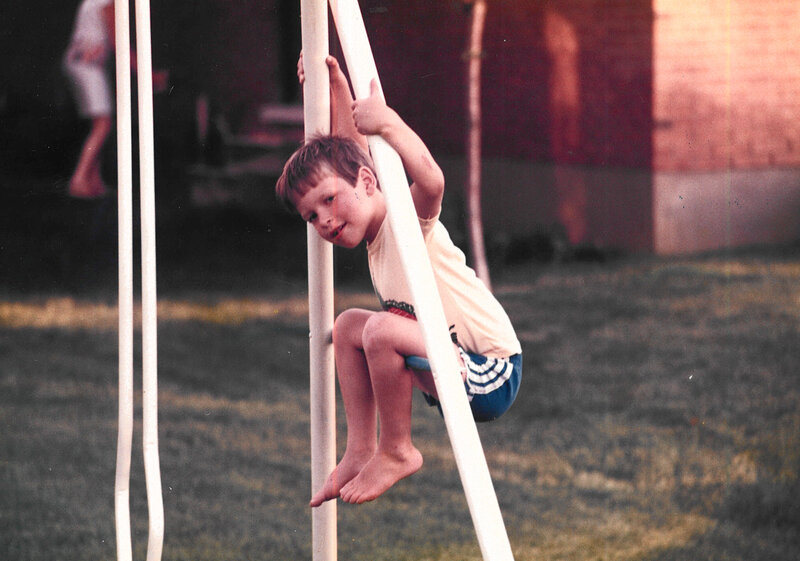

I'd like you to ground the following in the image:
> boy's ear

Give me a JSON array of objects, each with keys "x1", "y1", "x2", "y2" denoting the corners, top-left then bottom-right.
[{"x1": 358, "y1": 166, "x2": 378, "y2": 194}]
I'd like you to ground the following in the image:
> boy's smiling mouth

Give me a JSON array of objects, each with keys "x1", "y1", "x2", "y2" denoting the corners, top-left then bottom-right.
[{"x1": 329, "y1": 223, "x2": 345, "y2": 241}]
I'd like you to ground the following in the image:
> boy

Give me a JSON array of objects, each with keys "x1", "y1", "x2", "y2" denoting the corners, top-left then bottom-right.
[{"x1": 276, "y1": 56, "x2": 522, "y2": 506}]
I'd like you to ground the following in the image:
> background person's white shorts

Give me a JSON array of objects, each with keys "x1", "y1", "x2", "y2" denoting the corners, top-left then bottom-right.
[{"x1": 63, "y1": 54, "x2": 112, "y2": 118}]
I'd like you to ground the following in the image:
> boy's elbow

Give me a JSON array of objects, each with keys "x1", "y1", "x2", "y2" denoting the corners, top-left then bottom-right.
[
  {"x1": 436, "y1": 166, "x2": 447, "y2": 195},
  {"x1": 427, "y1": 177, "x2": 446, "y2": 213},
  {"x1": 419, "y1": 173, "x2": 444, "y2": 203},
  {"x1": 425, "y1": 158, "x2": 445, "y2": 196},
  {"x1": 432, "y1": 172, "x2": 445, "y2": 198}
]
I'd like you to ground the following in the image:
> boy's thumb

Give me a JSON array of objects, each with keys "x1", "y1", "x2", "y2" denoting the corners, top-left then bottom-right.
[{"x1": 370, "y1": 78, "x2": 381, "y2": 96}]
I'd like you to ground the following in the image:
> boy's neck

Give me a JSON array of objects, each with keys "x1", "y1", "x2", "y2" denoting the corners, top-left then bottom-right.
[{"x1": 364, "y1": 194, "x2": 387, "y2": 244}]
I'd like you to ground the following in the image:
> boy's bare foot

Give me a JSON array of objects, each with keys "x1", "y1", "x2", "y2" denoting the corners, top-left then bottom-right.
[
  {"x1": 339, "y1": 446, "x2": 423, "y2": 504},
  {"x1": 309, "y1": 449, "x2": 372, "y2": 507}
]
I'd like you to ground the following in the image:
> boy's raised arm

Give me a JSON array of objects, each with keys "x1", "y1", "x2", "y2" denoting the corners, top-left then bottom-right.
[
  {"x1": 327, "y1": 58, "x2": 369, "y2": 153},
  {"x1": 352, "y1": 80, "x2": 445, "y2": 220},
  {"x1": 298, "y1": 54, "x2": 369, "y2": 153}
]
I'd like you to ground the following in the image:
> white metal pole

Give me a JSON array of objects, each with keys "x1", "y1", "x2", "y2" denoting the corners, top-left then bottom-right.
[
  {"x1": 301, "y1": 2, "x2": 337, "y2": 560},
  {"x1": 134, "y1": 0, "x2": 164, "y2": 559},
  {"x1": 329, "y1": 2, "x2": 514, "y2": 559},
  {"x1": 114, "y1": 0, "x2": 134, "y2": 560}
]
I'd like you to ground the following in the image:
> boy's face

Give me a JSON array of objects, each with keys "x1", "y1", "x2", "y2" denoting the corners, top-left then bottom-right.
[{"x1": 293, "y1": 167, "x2": 383, "y2": 248}]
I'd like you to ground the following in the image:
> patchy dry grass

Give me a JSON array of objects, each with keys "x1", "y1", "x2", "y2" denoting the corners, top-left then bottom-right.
[
  {"x1": 2, "y1": 248, "x2": 799, "y2": 560},
  {"x1": 0, "y1": 291, "x2": 378, "y2": 330}
]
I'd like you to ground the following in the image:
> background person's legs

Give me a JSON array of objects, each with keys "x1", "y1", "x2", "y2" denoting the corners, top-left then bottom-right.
[
  {"x1": 63, "y1": 57, "x2": 113, "y2": 199},
  {"x1": 69, "y1": 115, "x2": 112, "y2": 198}
]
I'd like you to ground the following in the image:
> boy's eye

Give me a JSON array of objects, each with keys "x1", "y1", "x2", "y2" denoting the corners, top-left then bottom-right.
[
  {"x1": 307, "y1": 213, "x2": 317, "y2": 223},
  {"x1": 325, "y1": 195, "x2": 335, "y2": 203}
]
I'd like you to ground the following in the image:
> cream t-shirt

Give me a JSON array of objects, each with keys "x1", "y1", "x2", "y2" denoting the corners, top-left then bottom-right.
[{"x1": 366, "y1": 213, "x2": 522, "y2": 358}]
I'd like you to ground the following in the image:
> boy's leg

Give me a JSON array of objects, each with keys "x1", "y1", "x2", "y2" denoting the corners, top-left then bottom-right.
[
  {"x1": 339, "y1": 311, "x2": 432, "y2": 504},
  {"x1": 310, "y1": 308, "x2": 378, "y2": 507}
]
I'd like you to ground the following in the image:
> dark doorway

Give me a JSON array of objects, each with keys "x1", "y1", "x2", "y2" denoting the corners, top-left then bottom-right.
[{"x1": 277, "y1": 0, "x2": 302, "y2": 103}]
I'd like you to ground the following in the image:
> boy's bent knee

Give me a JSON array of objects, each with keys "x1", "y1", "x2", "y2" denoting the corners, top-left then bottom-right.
[
  {"x1": 361, "y1": 312, "x2": 401, "y2": 355},
  {"x1": 333, "y1": 308, "x2": 373, "y2": 348}
]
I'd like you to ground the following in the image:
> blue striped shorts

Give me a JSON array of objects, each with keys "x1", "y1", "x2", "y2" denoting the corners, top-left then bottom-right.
[{"x1": 410, "y1": 350, "x2": 522, "y2": 423}]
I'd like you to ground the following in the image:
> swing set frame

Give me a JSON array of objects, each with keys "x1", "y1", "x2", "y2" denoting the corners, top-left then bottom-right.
[{"x1": 113, "y1": 1, "x2": 513, "y2": 559}]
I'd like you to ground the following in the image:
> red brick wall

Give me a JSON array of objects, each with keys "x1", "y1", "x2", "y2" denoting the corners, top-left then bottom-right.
[
  {"x1": 148, "y1": 0, "x2": 800, "y2": 174},
  {"x1": 363, "y1": 0, "x2": 653, "y2": 167},
  {"x1": 537, "y1": 0, "x2": 653, "y2": 167},
  {"x1": 359, "y1": 1, "x2": 467, "y2": 154},
  {"x1": 151, "y1": 0, "x2": 656, "y2": 169},
  {"x1": 653, "y1": 0, "x2": 800, "y2": 171}
]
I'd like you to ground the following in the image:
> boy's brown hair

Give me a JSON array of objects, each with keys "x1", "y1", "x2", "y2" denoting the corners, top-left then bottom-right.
[{"x1": 275, "y1": 135, "x2": 376, "y2": 213}]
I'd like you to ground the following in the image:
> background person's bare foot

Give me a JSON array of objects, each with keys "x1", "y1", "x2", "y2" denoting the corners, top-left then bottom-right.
[{"x1": 68, "y1": 179, "x2": 108, "y2": 199}]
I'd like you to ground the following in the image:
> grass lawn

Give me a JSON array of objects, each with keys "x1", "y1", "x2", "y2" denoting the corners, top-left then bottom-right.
[{"x1": 1, "y1": 188, "x2": 799, "y2": 560}]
